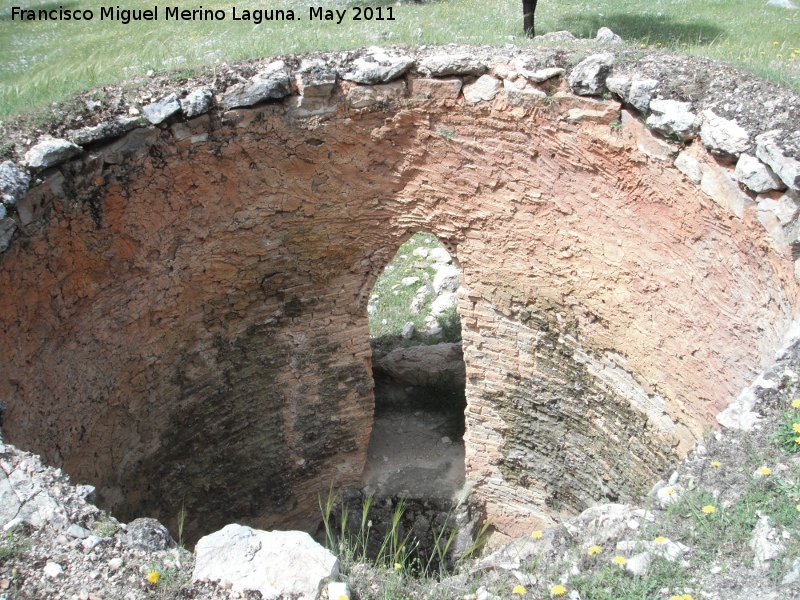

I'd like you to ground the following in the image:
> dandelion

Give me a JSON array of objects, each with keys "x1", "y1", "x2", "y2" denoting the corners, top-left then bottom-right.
[
  {"x1": 796, "y1": 504, "x2": 800, "y2": 512},
  {"x1": 655, "y1": 536, "x2": 667, "y2": 544},
  {"x1": 795, "y1": 436, "x2": 800, "y2": 445},
  {"x1": 147, "y1": 570, "x2": 160, "y2": 584},
  {"x1": 550, "y1": 585, "x2": 567, "y2": 596},
  {"x1": 777, "y1": 54, "x2": 784, "y2": 58},
  {"x1": 793, "y1": 423, "x2": 800, "y2": 433},
  {"x1": 338, "y1": 596, "x2": 349, "y2": 600},
  {"x1": 774, "y1": 41, "x2": 780, "y2": 45},
  {"x1": 588, "y1": 544, "x2": 601, "y2": 556},
  {"x1": 710, "y1": 460, "x2": 721, "y2": 467},
  {"x1": 612, "y1": 555, "x2": 627, "y2": 566},
  {"x1": 669, "y1": 596, "x2": 683, "y2": 600},
  {"x1": 702, "y1": 505, "x2": 716, "y2": 514},
  {"x1": 531, "y1": 530, "x2": 543, "y2": 539},
  {"x1": 512, "y1": 585, "x2": 527, "y2": 595},
  {"x1": 666, "y1": 488, "x2": 675, "y2": 495},
  {"x1": 759, "y1": 467, "x2": 772, "y2": 475},
  {"x1": 640, "y1": 43, "x2": 647, "y2": 48},
  {"x1": 792, "y1": 398, "x2": 800, "y2": 408},
  {"x1": 682, "y1": 595, "x2": 694, "y2": 600},
  {"x1": 394, "y1": 562, "x2": 402, "y2": 570}
]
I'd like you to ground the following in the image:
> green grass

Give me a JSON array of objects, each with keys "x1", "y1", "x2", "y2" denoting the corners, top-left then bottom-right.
[
  {"x1": 369, "y1": 232, "x2": 460, "y2": 349},
  {"x1": 1, "y1": 0, "x2": 798, "y2": 118}
]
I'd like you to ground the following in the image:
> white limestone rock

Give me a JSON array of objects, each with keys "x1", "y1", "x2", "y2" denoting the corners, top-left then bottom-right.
[
  {"x1": 595, "y1": 27, "x2": 624, "y2": 44},
  {"x1": 193, "y1": 524, "x2": 339, "y2": 600},
  {"x1": 220, "y1": 61, "x2": 292, "y2": 110},
  {"x1": 343, "y1": 48, "x2": 414, "y2": 84},
  {"x1": 463, "y1": 75, "x2": 502, "y2": 105},
  {"x1": 606, "y1": 77, "x2": 659, "y2": 114},
  {"x1": 674, "y1": 153, "x2": 703, "y2": 184},
  {"x1": 143, "y1": 93, "x2": 181, "y2": 124},
  {"x1": 534, "y1": 31, "x2": 576, "y2": 43},
  {"x1": 749, "y1": 515, "x2": 785, "y2": 571},
  {"x1": 68, "y1": 116, "x2": 145, "y2": 146},
  {"x1": 515, "y1": 65, "x2": 564, "y2": 83},
  {"x1": 433, "y1": 264, "x2": 459, "y2": 295},
  {"x1": 756, "y1": 130, "x2": 800, "y2": 191},
  {"x1": 502, "y1": 88, "x2": 547, "y2": 107},
  {"x1": 430, "y1": 292, "x2": 457, "y2": 317},
  {"x1": 0, "y1": 161, "x2": 30, "y2": 207},
  {"x1": 646, "y1": 99, "x2": 698, "y2": 142},
  {"x1": 624, "y1": 552, "x2": 652, "y2": 576},
  {"x1": 568, "y1": 53, "x2": 615, "y2": 96},
  {"x1": 734, "y1": 154, "x2": 786, "y2": 193},
  {"x1": 430, "y1": 247, "x2": 452, "y2": 264},
  {"x1": 417, "y1": 54, "x2": 487, "y2": 77},
  {"x1": 23, "y1": 138, "x2": 81, "y2": 170},
  {"x1": 180, "y1": 87, "x2": 214, "y2": 118},
  {"x1": 700, "y1": 109, "x2": 751, "y2": 157}
]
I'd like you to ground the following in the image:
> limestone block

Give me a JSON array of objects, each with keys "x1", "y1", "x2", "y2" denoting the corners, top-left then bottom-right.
[
  {"x1": 193, "y1": 525, "x2": 339, "y2": 600},
  {"x1": 433, "y1": 264, "x2": 459, "y2": 295},
  {"x1": 700, "y1": 162, "x2": 755, "y2": 219},
  {"x1": 735, "y1": 154, "x2": 786, "y2": 193},
  {"x1": 0, "y1": 161, "x2": 30, "y2": 206},
  {"x1": 122, "y1": 518, "x2": 177, "y2": 551},
  {"x1": 68, "y1": 116, "x2": 145, "y2": 146},
  {"x1": 513, "y1": 64, "x2": 564, "y2": 83},
  {"x1": 568, "y1": 53, "x2": 614, "y2": 96},
  {"x1": 23, "y1": 138, "x2": 81, "y2": 170},
  {"x1": 463, "y1": 75, "x2": 502, "y2": 105},
  {"x1": 606, "y1": 77, "x2": 658, "y2": 114},
  {"x1": 749, "y1": 516, "x2": 785, "y2": 571},
  {"x1": 220, "y1": 61, "x2": 291, "y2": 110},
  {"x1": 0, "y1": 218, "x2": 15, "y2": 253},
  {"x1": 417, "y1": 54, "x2": 487, "y2": 77},
  {"x1": 501, "y1": 88, "x2": 547, "y2": 108},
  {"x1": 700, "y1": 109, "x2": 751, "y2": 157},
  {"x1": 756, "y1": 130, "x2": 800, "y2": 191},
  {"x1": 674, "y1": 153, "x2": 703, "y2": 183},
  {"x1": 180, "y1": 87, "x2": 214, "y2": 118},
  {"x1": 143, "y1": 93, "x2": 181, "y2": 124},
  {"x1": 596, "y1": 27, "x2": 624, "y2": 44},
  {"x1": 646, "y1": 100, "x2": 698, "y2": 142},
  {"x1": 295, "y1": 60, "x2": 337, "y2": 97},
  {"x1": 284, "y1": 95, "x2": 338, "y2": 118},
  {"x1": 348, "y1": 81, "x2": 404, "y2": 108},
  {"x1": 409, "y1": 77, "x2": 462, "y2": 100},
  {"x1": 343, "y1": 48, "x2": 414, "y2": 84}
]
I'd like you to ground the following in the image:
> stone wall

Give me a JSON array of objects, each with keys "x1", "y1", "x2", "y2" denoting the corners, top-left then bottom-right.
[{"x1": 0, "y1": 45, "x2": 798, "y2": 542}]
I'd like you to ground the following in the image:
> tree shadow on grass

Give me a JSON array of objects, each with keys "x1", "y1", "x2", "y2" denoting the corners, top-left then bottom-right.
[{"x1": 550, "y1": 12, "x2": 725, "y2": 46}]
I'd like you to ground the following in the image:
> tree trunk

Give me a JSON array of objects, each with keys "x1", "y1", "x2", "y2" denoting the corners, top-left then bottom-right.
[{"x1": 522, "y1": 0, "x2": 538, "y2": 37}]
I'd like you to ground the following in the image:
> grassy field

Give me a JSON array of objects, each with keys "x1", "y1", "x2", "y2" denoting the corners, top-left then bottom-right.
[{"x1": 0, "y1": 0, "x2": 798, "y2": 118}]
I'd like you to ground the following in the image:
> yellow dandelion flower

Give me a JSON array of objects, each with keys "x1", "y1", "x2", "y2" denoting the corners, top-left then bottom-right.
[
  {"x1": 550, "y1": 585, "x2": 567, "y2": 597},
  {"x1": 588, "y1": 544, "x2": 602, "y2": 556},
  {"x1": 702, "y1": 505, "x2": 716, "y2": 514},
  {"x1": 641, "y1": 43, "x2": 647, "y2": 48},
  {"x1": 512, "y1": 585, "x2": 527, "y2": 595},
  {"x1": 338, "y1": 596, "x2": 349, "y2": 600},
  {"x1": 759, "y1": 467, "x2": 772, "y2": 475},
  {"x1": 655, "y1": 536, "x2": 666, "y2": 544},
  {"x1": 711, "y1": 460, "x2": 721, "y2": 467},
  {"x1": 793, "y1": 423, "x2": 800, "y2": 433},
  {"x1": 792, "y1": 398, "x2": 800, "y2": 408},
  {"x1": 666, "y1": 488, "x2": 675, "y2": 495},
  {"x1": 795, "y1": 436, "x2": 800, "y2": 444},
  {"x1": 147, "y1": 570, "x2": 160, "y2": 584},
  {"x1": 531, "y1": 530, "x2": 543, "y2": 539},
  {"x1": 760, "y1": 51, "x2": 766, "y2": 55},
  {"x1": 777, "y1": 54, "x2": 784, "y2": 58},
  {"x1": 394, "y1": 562, "x2": 402, "y2": 570},
  {"x1": 797, "y1": 504, "x2": 800, "y2": 512},
  {"x1": 612, "y1": 555, "x2": 627, "y2": 565},
  {"x1": 774, "y1": 41, "x2": 780, "y2": 45},
  {"x1": 682, "y1": 595, "x2": 694, "y2": 600}
]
